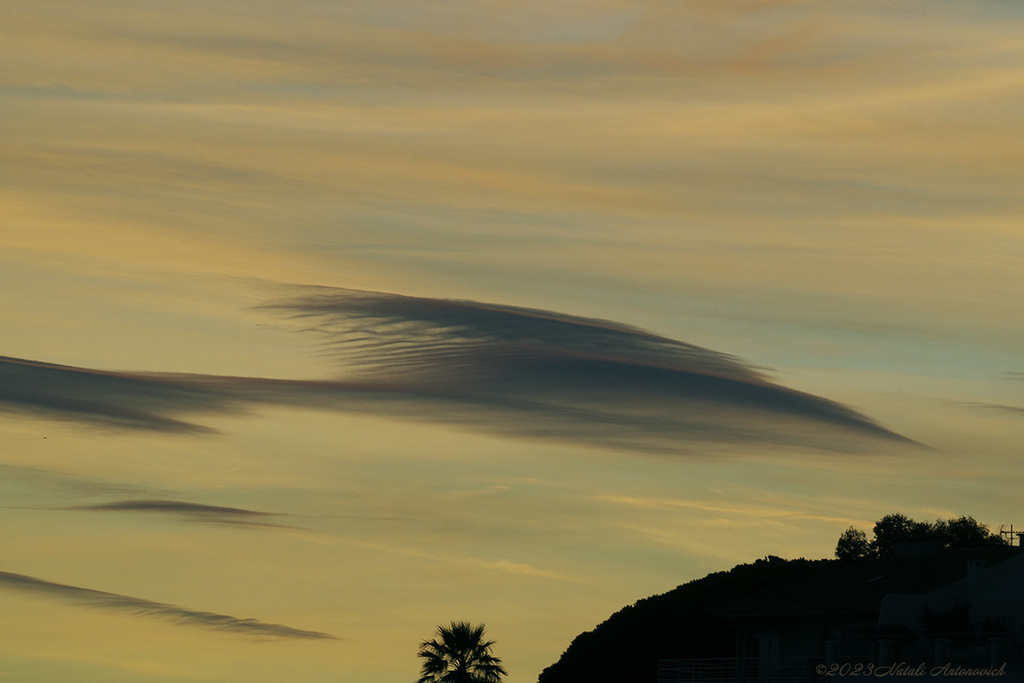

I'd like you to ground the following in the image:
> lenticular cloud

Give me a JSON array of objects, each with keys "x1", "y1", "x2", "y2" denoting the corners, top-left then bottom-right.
[
  {"x1": 264, "y1": 287, "x2": 918, "y2": 452},
  {"x1": 0, "y1": 287, "x2": 918, "y2": 453}
]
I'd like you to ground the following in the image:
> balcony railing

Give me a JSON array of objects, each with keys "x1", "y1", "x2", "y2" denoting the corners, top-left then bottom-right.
[
  {"x1": 658, "y1": 657, "x2": 826, "y2": 683},
  {"x1": 659, "y1": 654, "x2": 1024, "y2": 683}
]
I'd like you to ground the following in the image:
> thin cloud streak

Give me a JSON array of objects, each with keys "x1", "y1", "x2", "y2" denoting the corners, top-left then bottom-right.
[
  {"x1": 959, "y1": 402, "x2": 1024, "y2": 418},
  {"x1": 306, "y1": 534, "x2": 580, "y2": 583},
  {"x1": 0, "y1": 570, "x2": 336, "y2": 640},
  {"x1": 0, "y1": 288, "x2": 920, "y2": 453},
  {"x1": 77, "y1": 500, "x2": 270, "y2": 515},
  {"x1": 592, "y1": 494, "x2": 863, "y2": 527},
  {"x1": 69, "y1": 499, "x2": 294, "y2": 529},
  {"x1": 0, "y1": 462, "x2": 166, "y2": 500}
]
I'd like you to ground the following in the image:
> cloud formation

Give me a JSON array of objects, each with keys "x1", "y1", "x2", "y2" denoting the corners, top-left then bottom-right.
[
  {"x1": 70, "y1": 499, "x2": 291, "y2": 528},
  {"x1": 0, "y1": 289, "x2": 919, "y2": 453},
  {"x1": 268, "y1": 287, "x2": 917, "y2": 452},
  {"x1": 0, "y1": 569, "x2": 335, "y2": 640},
  {"x1": 77, "y1": 499, "x2": 271, "y2": 516},
  {"x1": 0, "y1": 356, "x2": 234, "y2": 433}
]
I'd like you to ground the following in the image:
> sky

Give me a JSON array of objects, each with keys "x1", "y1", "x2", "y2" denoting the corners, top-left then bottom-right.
[{"x1": 2, "y1": 0, "x2": 1024, "y2": 681}]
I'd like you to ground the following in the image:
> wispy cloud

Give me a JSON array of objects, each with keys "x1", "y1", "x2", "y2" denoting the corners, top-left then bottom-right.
[
  {"x1": 0, "y1": 570, "x2": 336, "y2": 640},
  {"x1": 0, "y1": 462, "x2": 165, "y2": 500},
  {"x1": 958, "y1": 401, "x2": 1024, "y2": 418},
  {"x1": 592, "y1": 493, "x2": 862, "y2": 527},
  {"x1": 0, "y1": 288, "x2": 919, "y2": 453},
  {"x1": 74, "y1": 499, "x2": 268, "y2": 515},
  {"x1": 0, "y1": 355, "x2": 234, "y2": 433},
  {"x1": 69, "y1": 499, "x2": 292, "y2": 528},
  {"x1": 312, "y1": 535, "x2": 578, "y2": 583}
]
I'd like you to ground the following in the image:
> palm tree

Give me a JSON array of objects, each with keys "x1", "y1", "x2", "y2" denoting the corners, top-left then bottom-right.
[{"x1": 417, "y1": 621, "x2": 507, "y2": 683}]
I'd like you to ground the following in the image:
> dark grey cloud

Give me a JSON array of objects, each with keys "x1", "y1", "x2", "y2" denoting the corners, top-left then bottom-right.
[
  {"x1": 1, "y1": 496, "x2": 291, "y2": 529},
  {"x1": 263, "y1": 287, "x2": 920, "y2": 453},
  {"x1": 265, "y1": 287, "x2": 765, "y2": 383},
  {"x1": 71, "y1": 499, "x2": 291, "y2": 529},
  {"x1": 77, "y1": 499, "x2": 270, "y2": 516},
  {"x1": 0, "y1": 288, "x2": 919, "y2": 453},
  {"x1": 0, "y1": 569, "x2": 336, "y2": 640},
  {"x1": 0, "y1": 355, "x2": 235, "y2": 433}
]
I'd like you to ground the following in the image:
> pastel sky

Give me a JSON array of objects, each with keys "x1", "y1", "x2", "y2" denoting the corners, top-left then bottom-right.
[{"x1": 2, "y1": 1, "x2": 1024, "y2": 681}]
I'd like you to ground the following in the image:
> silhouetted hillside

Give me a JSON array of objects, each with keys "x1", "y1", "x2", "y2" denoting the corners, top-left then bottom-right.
[{"x1": 537, "y1": 556, "x2": 835, "y2": 683}]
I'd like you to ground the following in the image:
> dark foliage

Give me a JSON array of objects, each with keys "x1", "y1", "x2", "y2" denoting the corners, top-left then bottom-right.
[
  {"x1": 836, "y1": 513, "x2": 1006, "y2": 561},
  {"x1": 835, "y1": 526, "x2": 871, "y2": 561},
  {"x1": 543, "y1": 512, "x2": 1010, "y2": 683},
  {"x1": 417, "y1": 621, "x2": 506, "y2": 683},
  {"x1": 537, "y1": 556, "x2": 835, "y2": 683}
]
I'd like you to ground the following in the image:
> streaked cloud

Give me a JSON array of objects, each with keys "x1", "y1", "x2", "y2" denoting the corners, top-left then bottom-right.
[
  {"x1": 594, "y1": 493, "x2": 833, "y2": 519},
  {"x1": 0, "y1": 462, "x2": 164, "y2": 500},
  {"x1": 266, "y1": 286, "x2": 918, "y2": 452},
  {"x1": 314, "y1": 535, "x2": 579, "y2": 583},
  {"x1": 0, "y1": 355, "x2": 234, "y2": 433},
  {"x1": 69, "y1": 499, "x2": 292, "y2": 528},
  {"x1": 0, "y1": 288, "x2": 918, "y2": 453},
  {"x1": 0, "y1": 569, "x2": 336, "y2": 640},
  {"x1": 959, "y1": 402, "x2": 1024, "y2": 418},
  {"x1": 75, "y1": 499, "x2": 270, "y2": 516}
]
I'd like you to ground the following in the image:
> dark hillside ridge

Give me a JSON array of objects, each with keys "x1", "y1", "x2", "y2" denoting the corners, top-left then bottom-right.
[
  {"x1": 538, "y1": 556, "x2": 835, "y2": 683},
  {"x1": 538, "y1": 545, "x2": 1021, "y2": 683}
]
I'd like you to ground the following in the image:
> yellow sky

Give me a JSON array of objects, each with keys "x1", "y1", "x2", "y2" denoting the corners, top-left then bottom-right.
[{"x1": 2, "y1": 1, "x2": 1024, "y2": 681}]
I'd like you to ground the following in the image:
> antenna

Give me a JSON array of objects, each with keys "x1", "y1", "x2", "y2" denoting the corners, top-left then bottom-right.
[{"x1": 999, "y1": 524, "x2": 1022, "y2": 546}]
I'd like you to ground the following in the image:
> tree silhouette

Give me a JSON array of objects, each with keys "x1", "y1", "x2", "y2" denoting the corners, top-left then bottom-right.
[
  {"x1": 870, "y1": 513, "x2": 934, "y2": 557},
  {"x1": 417, "y1": 621, "x2": 507, "y2": 683},
  {"x1": 934, "y1": 515, "x2": 1005, "y2": 549},
  {"x1": 835, "y1": 526, "x2": 871, "y2": 561},
  {"x1": 835, "y1": 513, "x2": 1006, "y2": 560}
]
